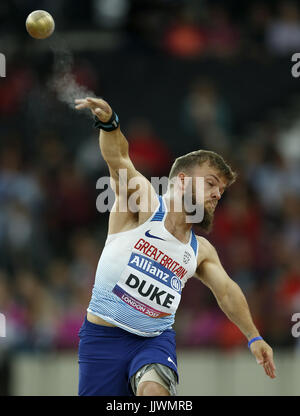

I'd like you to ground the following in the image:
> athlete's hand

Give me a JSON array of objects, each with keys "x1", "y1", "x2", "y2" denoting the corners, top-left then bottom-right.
[
  {"x1": 74, "y1": 97, "x2": 112, "y2": 122},
  {"x1": 250, "y1": 340, "x2": 276, "y2": 379}
]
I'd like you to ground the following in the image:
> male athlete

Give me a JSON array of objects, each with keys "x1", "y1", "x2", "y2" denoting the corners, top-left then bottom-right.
[{"x1": 74, "y1": 97, "x2": 276, "y2": 396}]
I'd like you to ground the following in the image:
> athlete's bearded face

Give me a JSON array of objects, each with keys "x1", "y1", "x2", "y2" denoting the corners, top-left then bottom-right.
[{"x1": 181, "y1": 162, "x2": 227, "y2": 233}]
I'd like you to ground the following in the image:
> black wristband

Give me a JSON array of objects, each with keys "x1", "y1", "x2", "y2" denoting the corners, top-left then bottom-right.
[{"x1": 94, "y1": 111, "x2": 120, "y2": 132}]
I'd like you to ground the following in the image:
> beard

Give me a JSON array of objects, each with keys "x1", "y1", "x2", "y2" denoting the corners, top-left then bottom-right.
[
  {"x1": 199, "y1": 205, "x2": 214, "y2": 233},
  {"x1": 182, "y1": 191, "x2": 215, "y2": 232}
]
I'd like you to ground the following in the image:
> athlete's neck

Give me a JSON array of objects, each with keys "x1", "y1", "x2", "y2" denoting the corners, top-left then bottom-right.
[{"x1": 163, "y1": 195, "x2": 193, "y2": 243}]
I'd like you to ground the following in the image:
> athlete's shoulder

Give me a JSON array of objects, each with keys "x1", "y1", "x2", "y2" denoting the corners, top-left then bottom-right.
[
  {"x1": 196, "y1": 235, "x2": 213, "y2": 250},
  {"x1": 195, "y1": 236, "x2": 217, "y2": 261}
]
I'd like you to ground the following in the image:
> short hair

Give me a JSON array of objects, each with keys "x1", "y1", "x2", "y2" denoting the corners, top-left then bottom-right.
[{"x1": 168, "y1": 150, "x2": 237, "y2": 186}]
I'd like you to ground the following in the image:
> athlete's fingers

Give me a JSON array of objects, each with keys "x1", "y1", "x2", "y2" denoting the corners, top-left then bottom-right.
[
  {"x1": 86, "y1": 97, "x2": 103, "y2": 104},
  {"x1": 256, "y1": 357, "x2": 270, "y2": 377},
  {"x1": 75, "y1": 98, "x2": 98, "y2": 106},
  {"x1": 86, "y1": 97, "x2": 99, "y2": 101},
  {"x1": 92, "y1": 107, "x2": 112, "y2": 122},
  {"x1": 74, "y1": 97, "x2": 112, "y2": 120},
  {"x1": 74, "y1": 98, "x2": 93, "y2": 110},
  {"x1": 264, "y1": 362, "x2": 275, "y2": 378},
  {"x1": 91, "y1": 107, "x2": 100, "y2": 115},
  {"x1": 264, "y1": 358, "x2": 276, "y2": 378},
  {"x1": 261, "y1": 350, "x2": 276, "y2": 378},
  {"x1": 86, "y1": 97, "x2": 111, "y2": 114},
  {"x1": 263, "y1": 362, "x2": 270, "y2": 377},
  {"x1": 86, "y1": 97, "x2": 104, "y2": 107},
  {"x1": 263, "y1": 350, "x2": 275, "y2": 368},
  {"x1": 75, "y1": 102, "x2": 90, "y2": 109}
]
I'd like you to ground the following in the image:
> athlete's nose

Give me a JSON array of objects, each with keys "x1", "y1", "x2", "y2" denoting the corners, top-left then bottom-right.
[{"x1": 212, "y1": 188, "x2": 221, "y2": 200}]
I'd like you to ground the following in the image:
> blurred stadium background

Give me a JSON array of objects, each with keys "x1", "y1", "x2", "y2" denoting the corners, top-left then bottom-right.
[{"x1": 0, "y1": 0, "x2": 300, "y2": 396}]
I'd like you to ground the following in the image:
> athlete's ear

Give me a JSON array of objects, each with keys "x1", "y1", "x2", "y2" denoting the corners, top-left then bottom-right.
[
  {"x1": 177, "y1": 172, "x2": 186, "y2": 191},
  {"x1": 177, "y1": 172, "x2": 193, "y2": 193}
]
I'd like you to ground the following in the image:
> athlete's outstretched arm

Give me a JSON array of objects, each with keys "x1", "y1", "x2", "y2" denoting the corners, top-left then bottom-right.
[
  {"x1": 75, "y1": 97, "x2": 138, "y2": 187},
  {"x1": 75, "y1": 97, "x2": 158, "y2": 232},
  {"x1": 195, "y1": 237, "x2": 276, "y2": 379},
  {"x1": 75, "y1": 97, "x2": 157, "y2": 197}
]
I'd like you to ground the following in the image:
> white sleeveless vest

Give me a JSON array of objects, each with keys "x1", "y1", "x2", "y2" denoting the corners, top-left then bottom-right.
[{"x1": 87, "y1": 195, "x2": 198, "y2": 337}]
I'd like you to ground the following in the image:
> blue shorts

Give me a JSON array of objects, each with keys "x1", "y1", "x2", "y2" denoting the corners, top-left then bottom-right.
[{"x1": 78, "y1": 316, "x2": 178, "y2": 396}]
